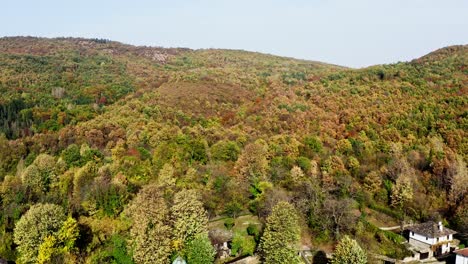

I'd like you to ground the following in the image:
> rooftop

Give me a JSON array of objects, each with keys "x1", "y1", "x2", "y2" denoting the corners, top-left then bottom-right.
[
  {"x1": 455, "y1": 248, "x2": 468, "y2": 257},
  {"x1": 407, "y1": 221, "x2": 457, "y2": 238}
]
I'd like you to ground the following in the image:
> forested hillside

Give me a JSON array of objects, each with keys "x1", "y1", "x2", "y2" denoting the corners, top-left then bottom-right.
[{"x1": 0, "y1": 37, "x2": 466, "y2": 263}]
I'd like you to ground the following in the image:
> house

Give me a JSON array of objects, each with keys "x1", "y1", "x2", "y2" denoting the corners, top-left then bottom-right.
[
  {"x1": 455, "y1": 248, "x2": 468, "y2": 264},
  {"x1": 407, "y1": 221, "x2": 457, "y2": 260}
]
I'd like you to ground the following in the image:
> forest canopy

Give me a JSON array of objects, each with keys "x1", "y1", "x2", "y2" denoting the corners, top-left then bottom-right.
[{"x1": 0, "y1": 37, "x2": 466, "y2": 263}]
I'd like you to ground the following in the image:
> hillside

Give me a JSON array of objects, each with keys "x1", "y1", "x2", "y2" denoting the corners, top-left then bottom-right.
[{"x1": 0, "y1": 37, "x2": 466, "y2": 263}]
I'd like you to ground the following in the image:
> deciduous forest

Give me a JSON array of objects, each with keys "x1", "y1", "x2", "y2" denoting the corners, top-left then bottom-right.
[{"x1": 0, "y1": 37, "x2": 466, "y2": 263}]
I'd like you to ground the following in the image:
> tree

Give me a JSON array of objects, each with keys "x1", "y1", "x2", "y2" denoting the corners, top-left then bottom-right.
[
  {"x1": 125, "y1": 185, "x2": 172, "y2": 264},
  {"x1": 259, "y1": 201, "x2": 301, "y2": 264},
  {"x1": 391, "y1": 177, "x2": 413, "y2": 210},
  {"x1": 171, "y1": 189, "x2": 208, "y2": 250},
  {"x1": 330, "y1": 235, "x2": 367, "y2": 264},
  {"x1": 336, "y1": 139, "x2": 353, "y2": 155},
  {"x1": 185, "y1": 234, "x2": 215, "y2": 264},
  {"x1": 448, "y1": 155, "x2": 468, "y2": 206},
  {"x1": 303, "y1": 136, "x2": 323, "y2": 156},
  {"x1": 235, "y1": 141, "x2": 269, "y2": 183},
  {"x1": 37, "y1": 217, "x2": 79, "y2": 264},
  {"x1": 363, "y1": 171, "x2": 382, "y2": 194},
  {"x1": 211, "y1": 140, "x2": 240, "y2": 161},
  {"x1": 21, "y1": 154, "x2": 57, "y2": 194},
  {"x1": 157, "y1": 163, "x2": 176, "y2": 189},
  {"x1": 290, "y1": 166, "x2": 305, "y2": 184},
  {"x1": 322, "y1": 198, "x2": 355, "y2": 238},
  {"x1": 13, "y1": 203, "x2": 67, "y2": 263},
  {"x1": 453, "y1": 196, "x2": 468, "y2": 233},
  {"x1": 61, "y1": 144, "x2": 82, "y2": 167}
]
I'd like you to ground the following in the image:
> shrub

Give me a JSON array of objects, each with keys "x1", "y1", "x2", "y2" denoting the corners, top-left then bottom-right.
[
  {"x1": 224, "y1": 218, "x2": 235, "y2": 230},
  {"x1": 296, "y1": 156, "x2": 311, "y2": 172},
  {"x1": 231, "y1": 232, "x2": 256, "y2": 256},
  {"x1": 185, "y1": 234, "x2": 215, "y2": 264}
]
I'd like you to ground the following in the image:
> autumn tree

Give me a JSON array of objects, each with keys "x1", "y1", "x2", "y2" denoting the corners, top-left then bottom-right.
[
  {"x1": 171, "y1": 189, "x2": 208, "y2": 251},
  {"x1": 21, "y1": 154, "x2": 57, "y2": 194},
  {"x1": 363, "y1": 171, "x2": 382, "y2": 194},
  {"x1": 37, "y1": 217, "x2": 80, "y2": 264},
  {"x1": 448, "y1": 155, "x2": 468, "y2": 206},
  {"x1": 13, "y1": 203, "x2": 67, "y2": 263},
  {"x1": 336, "y1": 138, "x2": 353, "y2": 155},
  {"x1": 157, "y1": 163, "x2": 176, "y2": 189},
  {"x1": 259, "y1": 201, "x2": 301, "y2": 264},
  {"x1": 391, "y1": 177, "x2": 413, "y2": 210},
  {"x1": 322, "y1": 198, "x2": 356, "y2": 238},
  {"x1": 290, "y1": 165, "x2": 305, "y2": 184},
  {"x1": 125, "y1": 185, "x2": 172, "y2": 264},
  {"x1": 331, "y1": 235, "x2": 367, "y2": 264},
  {"x1": 234, "y1": 141, "x2": 269, "y2": 183}
]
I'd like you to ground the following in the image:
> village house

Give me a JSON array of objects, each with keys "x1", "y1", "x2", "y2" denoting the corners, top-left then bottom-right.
[
  {"x1": 407, "y1": 221, "x2": 457, "y2": 260},
  {"x1": 455, "y1": 248, "x2": 468, "y2": 264}
]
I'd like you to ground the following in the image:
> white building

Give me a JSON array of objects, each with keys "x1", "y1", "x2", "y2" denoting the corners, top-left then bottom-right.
[
  {"x1": 407, "y1": 221, "x2": 456, "y2": 260},
  {"x1": 455, "y1": 248, "x2": 468, "y2": 264}
]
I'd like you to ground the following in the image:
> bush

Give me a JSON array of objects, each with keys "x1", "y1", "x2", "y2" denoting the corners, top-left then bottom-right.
[
  {"x1": 296, "y1": 157, "x2": 311, "y2": 172},
  {"x1": 231, "y1": 232, "x2": 256, "y2": 256},
  {"x1": 185, "y1": 234, "x2": 215, "y2": 264},
  {"x1": 224, "y1": 218, "x2": 235, "y2": 230},
  {"x1": 247, "y1": 224, "x2": 260, "y2": 242}
]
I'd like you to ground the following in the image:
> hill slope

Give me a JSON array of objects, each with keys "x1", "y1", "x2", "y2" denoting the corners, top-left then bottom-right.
[{"x1": 0, "y1": 37, "x2": 466, "y2": 263}]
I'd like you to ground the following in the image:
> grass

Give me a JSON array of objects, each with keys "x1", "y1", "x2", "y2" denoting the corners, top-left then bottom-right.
[{"x1": 208, "y1": 214, "x2": 262, "y2": 234}]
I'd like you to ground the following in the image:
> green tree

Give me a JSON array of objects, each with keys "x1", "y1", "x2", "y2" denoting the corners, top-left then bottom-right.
[
  {"x1": 171, "y1": 189, "x2": 208, "y2": 251},
  {"x1": 185, "y1": 234, "x2": 215, "y2": 264},
  {"x1": 13, "y1": 203, "x2": 67, "y2": 263},
  {"x1": 303, "y1": 136, "x2": 323, "y2": 156},
  {"x1": 211, "y1": 140, "x2": 240, "y2": 161},
  {"x1": 61, "y1": 144, "x2": 82, "y2": 167},
  {"x1": 259, "y1": 201, "x2": 301, "y2": 264},
  {"x1": 330, "y1": 235, "x2": 367, "y2": 264}
]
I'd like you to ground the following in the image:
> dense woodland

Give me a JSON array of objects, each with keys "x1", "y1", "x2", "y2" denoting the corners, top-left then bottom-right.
[{"x1": 0, "y1": 37, "x2": 466, "y2": 264}]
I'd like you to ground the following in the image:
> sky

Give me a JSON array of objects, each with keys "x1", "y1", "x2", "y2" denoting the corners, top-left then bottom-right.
[{"x1": 1, "y1": 0, "x2": 467, "y2": 68}]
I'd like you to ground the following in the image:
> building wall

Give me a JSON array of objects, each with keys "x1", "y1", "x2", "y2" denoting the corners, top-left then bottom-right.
[
  {"x1": 410, "y1": 232, "x2": 435, "y2": 245},
  {"x1": 409, "y1": 232, "x2": 453, "y2": 246},
  {"x1": 456, "y1": 255, "x2": 468, "y2": 264}
]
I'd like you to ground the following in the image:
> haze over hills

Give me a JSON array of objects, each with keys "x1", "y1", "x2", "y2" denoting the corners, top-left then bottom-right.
[{"x1": 0, "y1": 37, "x2": 466, "y2": 263}]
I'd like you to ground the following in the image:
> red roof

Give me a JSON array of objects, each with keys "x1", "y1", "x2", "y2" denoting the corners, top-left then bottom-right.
[{"x1": 456, "y1": 248, "x2": 468, "y2": 257}]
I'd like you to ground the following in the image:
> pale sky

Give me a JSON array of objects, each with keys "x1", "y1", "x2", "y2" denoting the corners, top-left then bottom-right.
[{"x1": 1, "y1": 0, "x2": 467, "y2": 67}]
